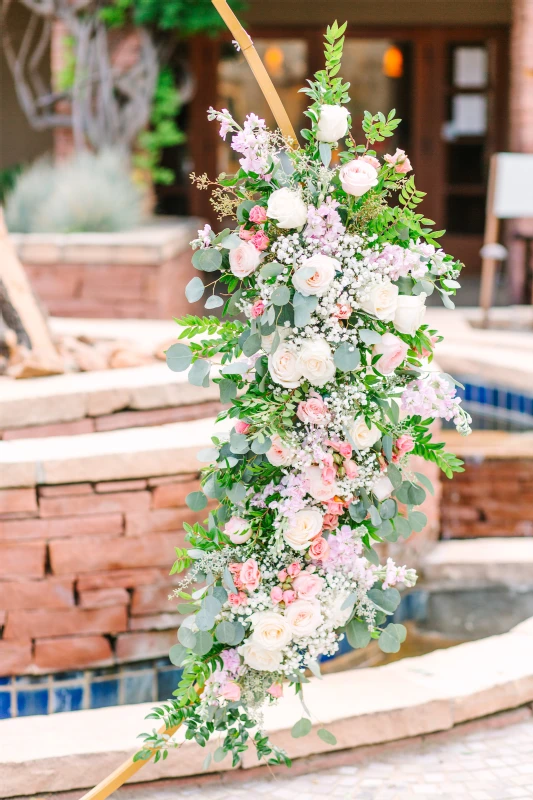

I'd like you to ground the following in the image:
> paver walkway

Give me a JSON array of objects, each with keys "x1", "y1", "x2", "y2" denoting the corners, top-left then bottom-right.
[{"x1": 112, "y1": 711, "x2": 533, "y2": 800}]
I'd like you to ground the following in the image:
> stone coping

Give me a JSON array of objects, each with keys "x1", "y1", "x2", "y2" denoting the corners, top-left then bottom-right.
[
  {"x1": 442, "y1": 429, "x2": 533, "y2": 459},
  {"x1": 0, "y1": 417, "x2": 229, "y2": 489},
  {"x1": 426, "y1": 307, "x2": 533, "y2": 393},
  {"x1": 1, "y1": 616, "x2": 533, "y2": 797},
  {"x1": 49, "y1": 317, "x2": 179, "y2": 353},
  {"x1": 421, "y1": 538, "x2": 533, "y2": 589},
  {"x1": 9, "y1": 217, "x2": 202, "y2": 266}
]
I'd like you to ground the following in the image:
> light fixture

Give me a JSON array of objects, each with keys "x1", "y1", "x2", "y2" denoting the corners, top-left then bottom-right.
[
  {"x1": 383, "y1": 45, "x2": 403, "y2": 79},
  {"x1": 264, "y1": 45, "x2": 285, "y2": 78}
]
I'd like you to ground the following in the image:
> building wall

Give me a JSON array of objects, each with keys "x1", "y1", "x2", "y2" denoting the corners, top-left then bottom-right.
[{"x1": 244, "y1": 0, "x2": 512, "y2": 26}]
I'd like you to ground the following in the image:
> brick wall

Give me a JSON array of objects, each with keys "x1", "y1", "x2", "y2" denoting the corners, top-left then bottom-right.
[
  {"x1": 0, "y1": 475, "x2": 209, "y2": 676},
  {"x1": 442, "y1": 458, "x2": 533, "y2": 539}
]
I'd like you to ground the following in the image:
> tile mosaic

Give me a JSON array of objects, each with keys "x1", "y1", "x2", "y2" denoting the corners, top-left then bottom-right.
[
  {"x1": 53, "y1": 686, "x2": 84, "y2": 713},
  {"x1": 0, "y1": 691, "x2": 11, "y2": 719},
  {"x1": 157, "y1": 667, "x2": 182, "y2": 700},
  {"x1": 90, "y1": 679, "x2": 119, "y2": 709},
  {"x1": 123, "y1": 672, "x2": 154, "y2": 705},
  {"x1": 17, "y1": 688, "x2": 49, "y2": 716}
]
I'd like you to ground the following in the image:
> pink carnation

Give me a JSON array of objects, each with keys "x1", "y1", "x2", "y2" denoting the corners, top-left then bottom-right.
[
  {"x1": 228, "y1": 591, "x2": 248, "y2": 607},
  {"x1": 393, "y1": 434, "x2": 415, "y2": 461},
  {"x1": 239, "y1": 558, "x2": 261, "y2": 592},
  {"x1": 384, "y1": 148, "x2": 412, "y2": 174},
  {"x1": 326, "y1": 500, "x2": 345, "y2": 515},
  {"x1": 251, "y1": 230, "x2": 270, "y2": 251},
  {"x1": 249, "y1": 204, "x2": 268, "y2": 223}
]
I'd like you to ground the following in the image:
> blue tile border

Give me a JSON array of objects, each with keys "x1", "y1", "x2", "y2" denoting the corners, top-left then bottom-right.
[{"x1": 450, "y1": 376, "x2": 533, "y2": 433}]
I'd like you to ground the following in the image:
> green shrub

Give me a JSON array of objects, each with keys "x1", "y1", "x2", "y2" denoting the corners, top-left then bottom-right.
[{"x1": 5, "y1": 150, "x2": 144, "y2": 233}]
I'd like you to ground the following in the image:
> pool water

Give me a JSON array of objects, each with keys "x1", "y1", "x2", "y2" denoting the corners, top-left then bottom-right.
[{"x1": 445, "y1": 376, "x2": 533, "y2": 432}]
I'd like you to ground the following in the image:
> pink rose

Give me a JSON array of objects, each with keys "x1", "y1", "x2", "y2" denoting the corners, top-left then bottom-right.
[
  {"x1": 249, "y1": 205, "x2": 268, "y2": 224},
  {"x1": 229, "y1": 241, "x2": 261, "y2": 278},
  {"x1": 277, "y1": 569, "x2": 288, "y2": 582},
  {"x1": 332, "y1": 302, "x2": 352, "y2": 320},
  {"x1": 373, "y1": 332, "x2": 408, "y2": 376},
  {"x1": 240, "y1": 558, "x2": 261, "y2": 592},
  {"x1": 344, "y1": 458, "x2": 359, "y2": 479},
  {"x1": 229, "y1": 563, "x2": 244, "y2": 589},
  {"x1": 239, "y1": 225, "x2": 254, "y2": 241},
  {"x1": 234, "y1": 421, "x2": 250, "y2": 434},
  {"x1": 251, "y1": 230, "x2": 270, "y2": 251},
  {"x1": 395, "y1": 434, "x2": 415, "y2": 457},
  {"x1": 322, "y1": 513, "x2": 339, "y2": 530},
  {"x1": 250, "y1": 299, "x2": 265, "y2": 318},
  {"x1": 305, "y1": 465, "x2": 339, "y2": 502},
  {"x1": 384, "y1": 148, "x2": 412, "y2": 174},
  {"x1": 270, "y1": 586, "x2": 283, "y2": 604},
  {"x1": 283, "y1": 590, "x2": 296, "y2": 605},
  {"x1": 224, "y1": 516, "x2": 252, "y2": 545},
  {"x1": 309, "y1": 536, "x2": 330, "y2": 562},
  {"x1": 362, "y1": 154, "x2": 381, "y2": 170},
  {"x1": 297, "y1": 395, "x2": 330, "y2": 425},
  {"x1": 267, "y1": 682, "x2": 283, "y2": 698},
  {"x1": 339, "y1": 158, "x2": 378, "y2": 197},
  {"x1": 326, "y1": 500, "x2": 345, "y2": 515},
  {"x1": 338, "y1": 442, "x2": 353, "y2": 458},
  {"x1": 322, "y1": 465, "x2": 337, "y2": 484},
  {"x1": 228, "y1": 591, "x2": 248, "y2": 607},
  {"x1": 293, "y1": 572, "x2": 324, "y2": 600},
  {"x1": 287, "y1": 562, "x2": 302, "y2": 578},
  {"x1": 220, "y1": 681, "x2": 241, "y2": 702}
]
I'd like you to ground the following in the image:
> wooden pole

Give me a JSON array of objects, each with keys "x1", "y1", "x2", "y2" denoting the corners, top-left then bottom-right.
[
  {"x1": 479, "y1": 154, "x2": 500, "y2": 327},
  {"x1": 211, "y1": 0, "x2": 297, "y2": 143}
]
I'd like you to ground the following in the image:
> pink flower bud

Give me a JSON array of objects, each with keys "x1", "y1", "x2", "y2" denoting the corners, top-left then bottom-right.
[
  {"x1": 283, "y1": 589, "x2": 296, "y2": 605},
  {"x1": 234, "y1": 420, "x2": 251, "y2": 434},
  {"x1": 250, "y1": 299, "x2": 265, "y2": 318},
  {"x1": 344, "y1": 459, "x2": 359, "y2": 479},
  {"x1": 239, "y1": 225, "x2": 254, "y2": 241},
  {"x1": 270, "y1": 586, "x2": 283, "y2": 603},
  {"x1": 287, "y1": 562, "x2": 301, "y2": 578},
  {"x1": 277, "y1": 569, "x2": 288, "y2": 582},
  {"x1": 267, "y1": 682, "x2": 283, "y2": 698}
]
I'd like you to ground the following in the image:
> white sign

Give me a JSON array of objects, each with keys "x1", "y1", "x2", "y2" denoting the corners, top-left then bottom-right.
[{"x1": 493, "y1": 153, "x2": 533, "y2": 219}]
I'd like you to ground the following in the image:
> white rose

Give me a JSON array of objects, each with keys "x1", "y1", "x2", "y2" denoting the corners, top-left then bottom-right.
[
  {"x1": 224, "y1": 516, "x2": 252, "y2": 545},
  {"x1": 348, "y1": 416, "x2": 381, "y2": 449},
  {"x1": 250, "y1": 610, "x2": 292, "y2": 650},
  {"x1": 229, "y1": 241, "x2": 261, "y2": 278},
  {"x1": 393, "y1": 293, "x2": 427, "y2": 335},
  {"x1": 299, "y1": 338, "x2": 335, "y2": 387},
  {"x1": 330, "y1": 591, "x2": 354, "y2": 628},
  {"x1": 372, "y1": 475, "x2": 394, "y2": 502},
  {"x1": 261, "y1": 327, "x2": 288, "y2": 354},
  {"x1": 305, "y1": 465, "x2": 339, "y2": 502},
  {"x1": 293, "y1": 254, "x2": 338, "y2": 297},
  {"x1": 339, "y1": 158, "x2": 378, "y2": 197},
  {"x1": 239, "y1": 641, "x2": 283, "y2": 672},
  {"x1": 359, "y1": 280, "x2": 399, "y2": 321},
  {"x1": 285, "y1": 600, "x2": 323, "y2": 637},
  {"x1": 284, "y1": 507, "x2": 324, "y2": 551},
  {"x1": 267, "y1": 188, "x2": 308, "y2": 229},
  {"x1": 316, "y1": 104, "x2": 350, "y2": 142},
  {"x1": 268, "y1": 344, "x2": 303, "y2": 388},
  {"x1": 266, "y1": 433, "x2": 294, "y2": 467}
]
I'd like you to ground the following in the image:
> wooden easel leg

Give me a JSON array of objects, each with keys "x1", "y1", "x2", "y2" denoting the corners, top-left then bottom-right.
[{"x1": 479, "y1": 255, "x2": 498, "y2": 327}]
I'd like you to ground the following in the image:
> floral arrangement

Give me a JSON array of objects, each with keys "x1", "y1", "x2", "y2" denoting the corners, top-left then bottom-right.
[{"x1": 137, "y1": 22, "x2": 471, "y2": 769}]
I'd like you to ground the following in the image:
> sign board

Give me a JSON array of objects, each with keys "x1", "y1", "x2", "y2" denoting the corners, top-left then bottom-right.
[{"x1": 493, "y1": 152, "x2": 533, "y2": 220}]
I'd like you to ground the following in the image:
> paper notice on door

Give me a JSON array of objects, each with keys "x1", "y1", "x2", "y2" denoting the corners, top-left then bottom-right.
[
  {"x1": 451, "y1": 94, "x2": 487, "y2": 137},
  {"x1": 453, "y1": 47, "x2": 488, "y2": 88}
]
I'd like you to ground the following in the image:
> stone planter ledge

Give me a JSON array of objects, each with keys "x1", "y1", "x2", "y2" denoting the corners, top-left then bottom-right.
[{"x1": 1, "y1": 616, "x2": 533, "y2": 798}]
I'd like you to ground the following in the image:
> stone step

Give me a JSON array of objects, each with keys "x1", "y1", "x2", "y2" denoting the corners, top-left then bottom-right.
[
  {"x1": 0, "y1": 417, "x2": 229, "y2": 489},
  {"x1": 1, "y1": 617, "x2": 532, "y2": 797},
  {"x1": 422, "y1": 538, "x2": 533, "y2": 590},
  {"x1": 0, "y1": 363, "x2": 220, "y2": 437}
]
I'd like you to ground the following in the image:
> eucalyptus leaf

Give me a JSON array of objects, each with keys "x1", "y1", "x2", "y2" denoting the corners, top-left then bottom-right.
[
  {"x1": 319, "y1": 142, "x2": 332, "y2": 168},
  {"x1": 219, "y1": 378, "x2": 237, "y2": 404},
  {"x1": 291, "y1": 717, "x2": 312, "y2": 738},
  {"x1": 188, "y1": 359, "x2": 210, "y2": 387},
  {"x1": 251, "y1": 435, "x2": 272, "y2": 454},
  {"x1": 177, "y1": 626, "x2": 196, "y2": 649},
  {"x1": 380, "y1": 498, "x2": 397, "y2": 520},
  {"x1": 227, "y1": 482, "x2": 247, "y2": 504},
  {"x1": 192, "y1": 248, "x2": 222, "y2": 273},
  {"x1": 221, "y1": 362, "x2": 248, "y2": 376},
  {"x1": 203, "y1": 595, "x2": 222, "y2": 616},
  {"x1": 195, "y1": 608, "x2": 215, "y2": 631},
  {"x1": 334, "y1": 342, "x2": 361, "y2": 372},
  {"x1": 307, "y1": 660, "x2": 322, "y2": 680},
  {"x1": 394, "y1": 515, "x2": 412, "y2": 538},
  {"x1": 242, "y1": 332, "x2": 261, "y2": 356},
  {"x1": 386, "y1": 463, "x2": 403, "y2": 489},
  {"x1": 185, "y1": 276, "x2": 205, "y2": 303},
  {"x1": 408, "y1": 510, "x2": 427, "y2": 532},
  {"x1": 341, "y1": 592, "x2": 357, "y2": 611},
  {"x1": 317, "y1": 728, "x2": 337, "y2": 746},
  {"x1": 166, "y1": 343, "x2": 193, "y2": 373},
  {"x1": 260, "y1": 261, "x2": 284, "y2": 279},
  {"x1": 369, "y1": 505, "x2": 382, "y2": 527},
  {"x1": 213, "y1": 747, "x2": 227, "y2": 763},
  {"x1": 220, "y1": 233, "x2": 241, "y2": 250},
  {"x1": 223, "y1": 566, "x2": 237, "y2": 594},
  {"x1": 378, "y1": 623, "x2": 407, "y2": 654},
  {"x1": 205, "y1": 295, "x2": 224, "y2": 309},
  {"x1": 271, "y1": 285, "x2": 291, "y2": 306},
  {"x1": 413, "y1": 279, "x2": 434, "y2": 296},
  {"x1": 293, "y1": 292, "x2": 318, "y2": 327},
  {"x1": 367, "y1": 587, "x2": 401, "y2": 614},
  {"x1": 408, "y1": 483, "x2": 426, "y2": 505},
  {"x1": 192, "y1": 631, "x2": 213, "y2": 656},
  {"x1": 414, "y1": 472, "x2": 435, "y2": 495},
  {"x1": 345, "y1": 618, "x2": 371, "y2": 649},
  {"x1": 229, "y1": 432, "x2": 249, "y2": 454},
  {"x1": 440, "y1": 291, "x2": 456, "y2": 309},
  {"x1": 236, "y1": 199, "x2": 256, "y2": 223},
  {"x1": 359, "y1": 328, "x2": 381, "y2": 345},
  {"x1": 176, "y1": 603, "x2": 198, "y2": 615},
  {"x1": 185, "y1": 491, "x2": 207, "y2": 511},
  {"x1": 349, "y1": 501, "x2": 367, "y2": 523},
  {"x1": 197, "y1": 447, "x2": 218, "y2": 463},
  {"x1": 169, "y1": 643, "x2": 188, "y2": 666},
  {"x1": 203, "y1": 473, "x2": 226, "y2": 500},
  {"x1": 382, "y1": 434, "x2": 393, "y2": 462},
  {"x1": 212, "y1": 586, "x2": 228, "y2": 604}
]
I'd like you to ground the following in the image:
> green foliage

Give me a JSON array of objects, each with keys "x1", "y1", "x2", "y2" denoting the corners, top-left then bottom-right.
[
  {"x1": 0, "y1": 163, "x2": 23, "y2": 205},
  {"x1": 100, "y1": 0, "x2": 244, "y2": 33},
  {"x1": 362, "y1": 109, "x2": 401, "y2": 144},
  {"x1": 4, "y1": 150, "x2": 143, "y2": 233}
]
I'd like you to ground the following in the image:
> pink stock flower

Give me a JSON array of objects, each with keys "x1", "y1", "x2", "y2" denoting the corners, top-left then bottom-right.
[
  {"x1": 384, "y1": 148, "x2": 412, "y2": 174},
  {"x1": 251, "y1": 230, "x2": 270, "y2": 251},
  {"x1": 332, "y1": 302, "x2": 352, "y2": 320},
  {"x1": 267, "y1": 682, "x2": 283, "y2": 698},
  {"x1": 287, "y1": 562, "x2": 302, "y2": 578},
  {"x1": 249, "y1": 204, "x2": 268, "y2": 223},
  {"x1": 234, "y1": 420, "x2": 251, "y2": 434},
  {"x1": 270, "y1": 586, "x2": 284, "y2": 603},
  {"x1": 240, "y1": 558, "x2": 261, "y2": 592},
  {"x1": 323, "y1": 513, "x2": 339, "y2": 530},
  {"x1": 250, "y1": 299, "x2": 265, "y2": 318},
  {"x1": 344, "y1": 459, "x2": 359, "y2": 479},
  {"x1": 220, "y1": 648, "x2": 241, "y2": 673},
  {"x1": 283, "y1": 589, "x2": 296, "y2": 605},
  {"x1": 277, "y1": 569, "x2": 288, "y2": 582},
  {"x1": 309, "y1": 536, "x2": 330, "y2": 562},
  {"x1": 297, "y1": 395, "x2": 330, "y2": 425},
  {"x1": 220, "y1": 681, "x2": 241, "y2": 702},
  {"x1": 239, "y1": 225, "x2": 254, "y2": 241}
]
